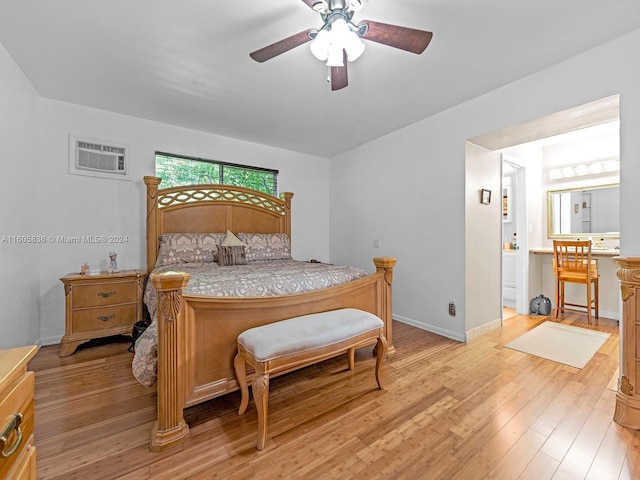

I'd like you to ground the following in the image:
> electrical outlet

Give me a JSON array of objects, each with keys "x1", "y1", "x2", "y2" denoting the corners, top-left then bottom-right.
[
  {"x1": 448, "y1": 300, "x2": 456, "y2": 316},
  {"x1": 373, "y1": 238, "x2": 380, "y2": 249}
]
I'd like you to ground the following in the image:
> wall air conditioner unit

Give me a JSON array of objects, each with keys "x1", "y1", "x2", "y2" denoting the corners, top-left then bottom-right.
[{"x1": 69, "y1": 134, "x2": 132, "y2": 180}]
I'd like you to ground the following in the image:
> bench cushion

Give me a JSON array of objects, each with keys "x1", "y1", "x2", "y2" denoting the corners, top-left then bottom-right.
[{"x1": 237, "y1": 308, "x2": 383, "y2": 362}]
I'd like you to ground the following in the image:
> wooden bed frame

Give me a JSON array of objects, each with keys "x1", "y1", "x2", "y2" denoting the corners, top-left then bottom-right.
[{"x1": 143, "y1": 176, "x2": 396, "y2": 451}]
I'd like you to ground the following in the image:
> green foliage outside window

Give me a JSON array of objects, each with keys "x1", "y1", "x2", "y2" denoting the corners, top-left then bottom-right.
[{"x1": 155, "y1": 153, "x2": 278, "y2": 196}]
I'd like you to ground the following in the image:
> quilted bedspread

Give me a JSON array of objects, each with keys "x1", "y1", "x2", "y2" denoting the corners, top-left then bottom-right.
[{"x1": 132, "y1": 260, "x2": 369, "y2": 386}]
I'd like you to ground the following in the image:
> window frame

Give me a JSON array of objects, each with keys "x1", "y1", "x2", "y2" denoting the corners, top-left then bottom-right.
[{"x1": 155, "y1": 151, "x2": 279, "y2": 196}]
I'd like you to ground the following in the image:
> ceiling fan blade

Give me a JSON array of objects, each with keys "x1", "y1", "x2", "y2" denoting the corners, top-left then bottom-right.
[
  {"x1": 358, "y1": 20, "x2": 433, "y2": 54},
  {"x1": 250, "y1": 29, "x2": 314, "y2": 63},
  {"x1": 330, "y1": 51, "x2": 348, "y2": 91}
]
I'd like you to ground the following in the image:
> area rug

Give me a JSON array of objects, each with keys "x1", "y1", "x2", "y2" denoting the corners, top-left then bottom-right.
[{"x1": 505, "y1": 321, "x2": 610, "y2": 369}]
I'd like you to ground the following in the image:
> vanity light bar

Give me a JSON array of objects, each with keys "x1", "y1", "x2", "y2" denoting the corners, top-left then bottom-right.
[{"x1": 549, "y1": 159, "x2": 619, "y2": 180}]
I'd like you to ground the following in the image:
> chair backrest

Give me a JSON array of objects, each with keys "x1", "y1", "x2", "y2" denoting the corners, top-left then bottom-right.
[{"x1": 553, "y1": 240, "x2": 595, "y2": 278}]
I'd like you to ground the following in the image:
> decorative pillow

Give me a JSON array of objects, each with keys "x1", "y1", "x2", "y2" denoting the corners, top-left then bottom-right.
[
  {"x1": 221, "y1": 230, "x2": 246, "y2": 247},
  {"x1": 156, "y1": 233, "x2": 225, "y2": 266},
  {"x1": 217, "y1": 245, "x2": 247, "y2": 266},
  {"x1": 238, "y1": 233, "x2": 291, "y2": 262}
]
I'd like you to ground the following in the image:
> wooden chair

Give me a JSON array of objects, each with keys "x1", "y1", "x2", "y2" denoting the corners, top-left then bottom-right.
[{"x1": 552, "y1": 240, "x2": 599, "y2": 324}]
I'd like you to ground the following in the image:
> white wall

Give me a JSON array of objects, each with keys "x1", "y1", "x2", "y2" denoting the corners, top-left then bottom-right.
[
  {"x1": 0, "y1": 42, "x2": 41, "y2": 349},
  {"x1": 465, "y1": 143, "x2": 502, "y2": 338},
  {"x1": 330, "y1": 28, "x2": 640, "y2": 340},
  {"x1": 34, "y1": 100, "x2": 331, "y2": 344},
  {"x1": 0, "y1": 84, "x2": 330, "y2": 348}
]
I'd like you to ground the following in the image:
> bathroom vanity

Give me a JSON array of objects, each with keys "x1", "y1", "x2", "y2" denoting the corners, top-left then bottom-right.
[{"x1": 528, "y1": 247, "x2": 621, "y2": 320}]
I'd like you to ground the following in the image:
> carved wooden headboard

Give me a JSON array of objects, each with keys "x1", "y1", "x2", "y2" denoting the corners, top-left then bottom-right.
[{"x1": 144, "y1": 176, "x2": 293, "y2": 273}]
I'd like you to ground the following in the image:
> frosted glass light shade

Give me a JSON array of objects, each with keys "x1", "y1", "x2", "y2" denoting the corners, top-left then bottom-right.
[
  {"x1": 345, "y1": 31, "x2": 365, "y2": 61},
  {"x1": 327, "y1": 45, "x2": 344, "y2": 67},
  {"x1": 310, "y1": 30, "x2": 331, "y2": 61},
  {"x1": 310, "y1": 16, "x2": 365, "y2": 65}
]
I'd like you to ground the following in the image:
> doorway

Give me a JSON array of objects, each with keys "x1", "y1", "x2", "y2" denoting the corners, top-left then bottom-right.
[
  {"x1": 466, "y1": 94, "x2": 619, "y2": 331},
  {"x1": 502, "y1": 157, "x2": 528, "y2": 314}
]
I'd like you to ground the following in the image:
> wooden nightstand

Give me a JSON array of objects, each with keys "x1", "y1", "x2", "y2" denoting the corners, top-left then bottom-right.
[
  {"x1": 59, "y1": 270, "x2": 147, "y2": 357},
  {"x1": 0, "y1": 345, "x2": 38, "y2": 480}
]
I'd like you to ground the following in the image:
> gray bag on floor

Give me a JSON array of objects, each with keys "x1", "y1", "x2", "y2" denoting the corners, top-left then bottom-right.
[{"x1": 529, "y1": 294, "x2": 551, "y2": 316}]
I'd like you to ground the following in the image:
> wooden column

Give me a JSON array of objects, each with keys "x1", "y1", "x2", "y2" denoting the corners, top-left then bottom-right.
[
  {"x1": 280, "y1": 191, "x2": 294, "y2": 240},
  {"x1": 149, "y1": 271, "x2": 190, "y2": 452},
  {"x1": 144, "y1": 176, "x2": 161, "y2": 274},
  {"x1": 374, "y1": 257, "x2": 397, "y2": 357},
  {"x1": 613, "y1": 256, "x2": 640, "y2": 428}
]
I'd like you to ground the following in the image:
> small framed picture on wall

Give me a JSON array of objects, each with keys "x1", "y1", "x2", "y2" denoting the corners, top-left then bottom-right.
[{"x1": 481, "y1": 189, "x2": 491, "y2": 205}]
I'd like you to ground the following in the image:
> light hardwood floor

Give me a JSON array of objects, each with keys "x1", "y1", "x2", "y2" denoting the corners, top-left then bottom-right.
[{"x1": 31, "y1": 313, "x2": 639, "y2": 479}]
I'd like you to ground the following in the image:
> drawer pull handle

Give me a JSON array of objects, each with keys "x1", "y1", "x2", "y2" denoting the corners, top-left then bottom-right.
[
  {"x1": 1, "y1": 413, "x2": 23, "y2": 458},
  {"x1": 97, "y1": 290, "x2": 116, "y2": 298},
  {"x1": 97, "y1": 314, "x2": 116, "y2": 322}
]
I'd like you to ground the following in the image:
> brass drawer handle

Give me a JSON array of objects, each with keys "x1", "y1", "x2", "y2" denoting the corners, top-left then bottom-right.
[
  {"x1": 1, "y1": 413, "x2": 23, "y2": 458},
  {"x1": 97, "y1": 290, "x2": 116, "y2": 298},
  {"x1": 97, "y1": 314, "x2": 116, "y2": 322}
]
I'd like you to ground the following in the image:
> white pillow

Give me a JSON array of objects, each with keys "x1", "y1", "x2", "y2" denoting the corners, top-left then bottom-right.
[{"x1": 221, "y1": 230, "x2": 246, "y2": 247}]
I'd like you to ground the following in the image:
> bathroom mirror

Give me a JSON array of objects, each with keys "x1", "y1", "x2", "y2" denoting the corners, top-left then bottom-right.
[{"x1": 547, "y1": 184, "x2": 620, "y2": 239}]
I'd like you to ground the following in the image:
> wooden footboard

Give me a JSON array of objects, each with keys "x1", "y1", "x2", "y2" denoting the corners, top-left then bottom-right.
[{"x1": 149, "y1": 257, "x2": 396, "y2": 452}]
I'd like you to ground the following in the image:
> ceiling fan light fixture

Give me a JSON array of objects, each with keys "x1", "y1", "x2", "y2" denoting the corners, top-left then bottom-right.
[
  {"x1": 344, "y1": 30, "x2": 365, "y2": 61},
  {"x1": 330, "y1": 16, "x2": 350, "y2": 40},
  {"x1": 310, "y1": 29, "x2": 331, "y2": 61},
  {"x1": 310, "y1": 15, "x2": 365, "y2": 65},
  {"x1": 326, "y1": 44, "x2": 344, "y2": 66}
]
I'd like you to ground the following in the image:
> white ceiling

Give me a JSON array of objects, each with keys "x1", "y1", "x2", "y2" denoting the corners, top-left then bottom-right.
[{"x1": 1, "y1": 1, "x2": 639, "y2": 158}]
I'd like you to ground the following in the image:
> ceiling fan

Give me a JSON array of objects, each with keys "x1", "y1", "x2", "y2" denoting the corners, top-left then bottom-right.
[{"x1": 249, "y1": 0, "x2": 433, "y2": 91}]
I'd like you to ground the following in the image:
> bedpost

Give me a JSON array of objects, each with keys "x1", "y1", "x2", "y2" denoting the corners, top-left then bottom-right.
[
  {"x1": 150, "y1": 271, "x2": 191, "y2": 452},
  {"x1": 281, "y1": 192, "x2": 293, "y2": 240},
  {"x1": 144, "y1": 176, "x2": 161, "y2": 273},
  {"x1": 374, "y1": 257, "x2": 397, "y2": 357}
]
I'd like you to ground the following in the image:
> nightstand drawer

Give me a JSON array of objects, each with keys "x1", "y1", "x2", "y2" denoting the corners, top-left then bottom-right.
[
  {"x1": 73, "y1": 304, "x2": 137, "y2": 332},
  {"x1": 0, "y1": 372, "x2": 34, "y2": 479},
  {"x1": 72, "y1": 281, "x2": 138, "y2": 308}
]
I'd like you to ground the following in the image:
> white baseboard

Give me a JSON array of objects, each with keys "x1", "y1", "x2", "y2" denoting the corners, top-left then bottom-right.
[
  {"x1": 393, "y1": 314, "x2": 466, "y2": 342},
  {"x1": 551, "y1": 305, "x2": 620, "y2": 322},
  {"x1": 39, "y1": 335, "x2": 63, "y2": 347},
  {"x1": 393, "y1": 314, "x2": 502, "y2": 343},
  {"x1": 595, "y1": 309, "x2": 620, "y2": 321},
  {"x1": 466, "y1": 318, "x2": 502, "y2": 342}
]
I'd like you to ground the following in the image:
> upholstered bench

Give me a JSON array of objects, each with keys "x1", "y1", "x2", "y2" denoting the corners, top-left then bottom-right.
[{"x1": 234, "y1": 308, "x2": 387, "y2": 450}]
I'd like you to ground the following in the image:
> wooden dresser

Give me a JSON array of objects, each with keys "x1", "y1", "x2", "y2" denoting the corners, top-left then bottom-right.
[
  {"x1": 0, "y1": 345, "x2": 38, "y2": 480},
  {"x1": 613, "y1": 256, "x2": 640, "y2": 428},
  {"x1": 60, "y1": 270, "x2": 146, "y2": 357}
]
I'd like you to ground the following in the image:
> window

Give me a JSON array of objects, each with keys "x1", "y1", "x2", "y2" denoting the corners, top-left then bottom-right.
[{"x1": 155, "y1": 152, "x2": 278, "y2": 196}]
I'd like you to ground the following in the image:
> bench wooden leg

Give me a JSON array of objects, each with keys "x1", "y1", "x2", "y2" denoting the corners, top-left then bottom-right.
[
  {"x1": 375, "y1": 336, "x2": 387, "y2": 390},
  {"x1": 253, "y1": 372, "x2": 270, "y2": 450},
  {"x1": 234, "y1": 352, "x2": 249, "y2": 415},
  {"x1": 348, "y1": 347, "x2": 355, "y2": 370}
]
